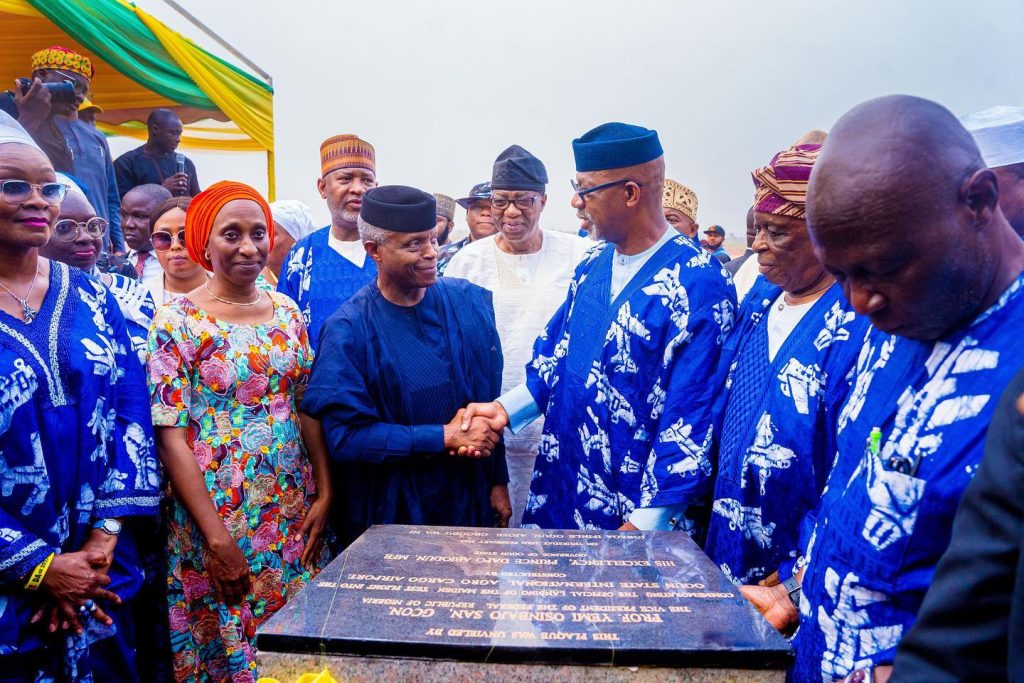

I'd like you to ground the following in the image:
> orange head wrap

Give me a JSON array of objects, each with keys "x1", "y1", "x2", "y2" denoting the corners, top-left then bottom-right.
[{"x1": 185, "y1": 181, "x2": 274, "y2": 272}]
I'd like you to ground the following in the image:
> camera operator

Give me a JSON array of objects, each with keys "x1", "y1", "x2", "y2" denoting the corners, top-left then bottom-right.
[{"x1": 1, "y1": 46, "x2": 124, "y2": 252}]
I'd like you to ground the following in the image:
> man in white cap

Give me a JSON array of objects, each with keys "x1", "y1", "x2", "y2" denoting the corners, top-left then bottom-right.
[
  {"x1": 265, "y1": 200, "x2": 317, "y2": 285},
  {"x1": 961, "y1": 105, "x2": 1024, "y2": 238}
]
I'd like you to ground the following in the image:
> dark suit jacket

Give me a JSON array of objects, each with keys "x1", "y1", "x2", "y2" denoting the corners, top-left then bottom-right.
[
  {"x1": 892, "y1": 367, "x2": 1024, "y2": 682},
  {"x1": 113, "y1": 145, "x2": 200, "y2": 198}
]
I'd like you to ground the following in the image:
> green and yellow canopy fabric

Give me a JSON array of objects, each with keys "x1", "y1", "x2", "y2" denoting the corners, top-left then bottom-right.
[{"x1": 0, "y1": 0, "x2": 276, "y2": 197}]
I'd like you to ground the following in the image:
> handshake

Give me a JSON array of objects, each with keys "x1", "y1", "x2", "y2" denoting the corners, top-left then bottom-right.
[{"x1": 443, "y1": 401, "x2": 510, "y2": 458}]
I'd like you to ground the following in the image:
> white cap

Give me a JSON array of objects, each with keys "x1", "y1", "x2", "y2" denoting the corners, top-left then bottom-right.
[
  {"x1": 270, "y1": 200, "x2": 317, "y2": 241},
  {"x1": 0, "y1": 110, "x2": 42, "y2": 151},
  {"x1": 960, "y1": 105, "x2": 1024, "y2": 168}
]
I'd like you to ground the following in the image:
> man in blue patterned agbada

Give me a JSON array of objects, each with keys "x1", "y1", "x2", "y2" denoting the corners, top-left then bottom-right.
[
  {"x1": 741, "y1": 96, "x2": 1024, "y2": 683},
  {"x1": 461, "y1": 122, "x2": 736, "y2": 534},
  {"x1": 705, "y1": 132, "x2": 869, "y2": 589},
  {"x1": 277, "y1": 134, "x2": 378, "y2": 350}
]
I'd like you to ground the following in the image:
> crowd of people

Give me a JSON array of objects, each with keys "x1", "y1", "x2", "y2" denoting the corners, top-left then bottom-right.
[{"x1": 1, "y1": 44, "x2": 1023, "y2": 683}]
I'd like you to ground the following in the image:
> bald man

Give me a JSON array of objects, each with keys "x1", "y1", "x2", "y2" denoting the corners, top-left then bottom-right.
[
  {"x1": 121, "y1": 183, "x2": 172, "y2": 295},
  {"x1": 742, "y1": 95, "x2": 1024, "y2": 683},
  {"x1": 114, "y1": 108, "x2": 200, "y2": 198}
]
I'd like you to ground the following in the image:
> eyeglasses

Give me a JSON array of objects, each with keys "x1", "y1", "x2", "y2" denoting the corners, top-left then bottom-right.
[
  {"x1": 570, "y1": 178, "x2": 643, "y2": 202},
  {"x1": 151, "y1": 229, "x2": 186, "y2": 251},
  {"x1": 0, "y1": 180, "x2": 68, "y2": 205},
  {"x1": 53, "y1": 217, "x2": 108, "y2": 241},
  {"x1": 490, "y1": 195, "x2": 540, "y2": 211}
]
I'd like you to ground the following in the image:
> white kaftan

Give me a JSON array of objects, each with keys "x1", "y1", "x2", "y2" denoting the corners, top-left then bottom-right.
[{"x1": 444, "y1": 230, "x2": 591, "y2": 526}]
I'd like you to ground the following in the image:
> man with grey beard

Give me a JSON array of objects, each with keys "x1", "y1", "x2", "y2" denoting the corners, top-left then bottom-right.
[{"x1": 277, "y1": 134, "x2": 379, "y2": 349}]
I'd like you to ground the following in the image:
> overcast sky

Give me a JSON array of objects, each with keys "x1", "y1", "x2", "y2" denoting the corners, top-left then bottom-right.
[{"x1": 114, "y1": 0, "x2": 1024, "y2": 245}]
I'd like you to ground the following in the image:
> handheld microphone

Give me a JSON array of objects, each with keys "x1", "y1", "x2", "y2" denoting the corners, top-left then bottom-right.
[{"x1": 175, "y1": 152, "x2": 186, "y2": 175}]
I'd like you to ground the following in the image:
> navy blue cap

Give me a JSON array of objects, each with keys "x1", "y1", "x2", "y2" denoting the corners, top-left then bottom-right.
[
  {"x1": 360, "y1": 185, "x2": 436, "y2": 233},
  {"x1": 572, "y1": 122, "x2": 663, "y2": 172},
  {"x1": 491, "y1": 145, "x2": 548, "y2": 192},
  {"x1": 456, "y1": 181, "x2": 491, "y2": 209},
  {"x1": 704, "y1": 224, "x2": 725, "y2": 236}
]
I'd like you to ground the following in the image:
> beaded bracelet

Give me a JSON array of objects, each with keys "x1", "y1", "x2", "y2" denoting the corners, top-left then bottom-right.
[{"x1": 24, "y1": 552, "x2": 55, "y2": 591}]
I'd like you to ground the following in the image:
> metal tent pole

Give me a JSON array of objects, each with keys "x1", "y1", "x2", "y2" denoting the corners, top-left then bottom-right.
[{"x1": 160, "y1": 0, "x2": 273, "y2": 86}]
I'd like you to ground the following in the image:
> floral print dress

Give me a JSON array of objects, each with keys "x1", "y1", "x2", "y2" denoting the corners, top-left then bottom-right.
[{"x1": 148, "y1": 291, "x2": 328, "y2": 683}]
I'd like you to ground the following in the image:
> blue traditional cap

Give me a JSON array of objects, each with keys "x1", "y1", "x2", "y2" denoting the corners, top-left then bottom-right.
[
  {"x1": 572, "y1": 122, "x2": 663, "y2": 172},
  {"x1": 491, "y1": 145, "x2": 548, "y2": 192},
  {"x1": 360, "y1": 185, "x2": 437, "y2": 233},
  {"x1": 456, "y1": 181, "x2": 491, "y2": 209}
]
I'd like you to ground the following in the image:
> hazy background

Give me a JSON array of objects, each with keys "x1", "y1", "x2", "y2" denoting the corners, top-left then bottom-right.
[{"x1": 112, "y1": 0, "x2": 1024, "y2": 248}]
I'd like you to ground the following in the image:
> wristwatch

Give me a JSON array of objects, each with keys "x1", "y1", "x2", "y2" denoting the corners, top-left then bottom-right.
[
  {"x1": 782, "y1": 575, "x2": 802, "y2": 608},
  {"x1": 91, "y1": 518, "x2": 122, "y2": 536}
]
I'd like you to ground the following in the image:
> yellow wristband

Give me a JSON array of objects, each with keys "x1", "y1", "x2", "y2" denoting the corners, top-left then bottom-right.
[{"x1": 24, "y1": 552, "x2": 54, "y2": 591}]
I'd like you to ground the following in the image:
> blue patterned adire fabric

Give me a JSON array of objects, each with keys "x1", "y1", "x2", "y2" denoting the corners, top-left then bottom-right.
[
  {"x1": 522, "y1": 234, "x2": 736, "y2": 534},
  {"x1": 704, "y1": 278, "x2": 867, "y2": 587},
  {"x1": 792, "y1": 273, "x2": 1024, "y2": 682},
  {"x1": 276, "y1": 226, "x2": 377, "y2": 351},
  {"x1": 94, "y1": 270, "x2": 156, "y2": 366},
  {"x1": 0, "y1": 261, "x2": 159, "y2": 682}
]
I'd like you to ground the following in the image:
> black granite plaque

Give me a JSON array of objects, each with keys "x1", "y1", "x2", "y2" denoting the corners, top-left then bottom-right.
[{"x1": 257, "y1": 525, "x2": 791, "y2": 668}]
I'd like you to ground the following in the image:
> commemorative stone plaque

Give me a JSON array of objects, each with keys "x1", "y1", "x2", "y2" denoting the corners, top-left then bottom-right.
[{"x1": 257, "y1": 525, "x2": 791, "y2": 681}]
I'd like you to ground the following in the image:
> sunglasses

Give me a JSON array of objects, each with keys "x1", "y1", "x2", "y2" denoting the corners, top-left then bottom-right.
[
  {"x1": 0, "y1": 179, "x2": 68, "y2": 205},
  {"x1": 151, "y1": 229, "x2": 186, "y2": 251},
  {"x1": 53, "y1": 217, "x2": 108, "y2": 241}
]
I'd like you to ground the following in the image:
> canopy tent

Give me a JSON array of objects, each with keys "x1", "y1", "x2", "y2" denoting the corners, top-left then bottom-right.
[{"x1": 0, "y1": 0, "x2": 276, "y2": 197}]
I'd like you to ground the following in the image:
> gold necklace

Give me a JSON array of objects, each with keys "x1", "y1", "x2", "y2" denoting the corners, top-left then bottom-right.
[
  {"x1": 204, "y1": 282, "x2": 261, "y2": 306},
  {"x1": 0, "y1": 261, "x2": 41, "y2": 323}
]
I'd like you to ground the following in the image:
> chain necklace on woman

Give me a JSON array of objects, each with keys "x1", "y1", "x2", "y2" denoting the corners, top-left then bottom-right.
[
  {"x1": 0, "y1": 262, "x2": 41, "y2": 323},
  {"x1": 204, "y1": 281, "x2": 262, "y2": 306}
]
